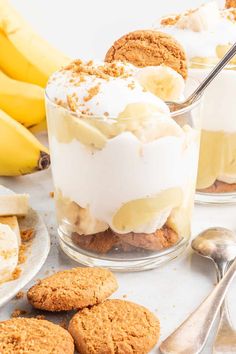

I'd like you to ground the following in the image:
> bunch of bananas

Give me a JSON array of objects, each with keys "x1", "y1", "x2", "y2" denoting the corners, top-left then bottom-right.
[{"x1": 0, "y1": 0, "x2": 70, "y2": 176}]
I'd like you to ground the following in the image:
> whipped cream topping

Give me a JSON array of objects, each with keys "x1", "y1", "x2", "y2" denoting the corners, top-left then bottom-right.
[
  {"x1": 50, "y1": 131, "x2": 197, "y2": 234},
  {"x1": 46, "y1": 60, "x2": 170, "y2": 118},
  {"x1": 156, "y1": 1, "x2": 236, "y2": 59}
]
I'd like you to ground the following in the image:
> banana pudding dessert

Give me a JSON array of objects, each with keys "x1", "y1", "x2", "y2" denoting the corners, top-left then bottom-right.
[
  {"x1": 157, "y1": 1, "x2": 236, "y2": 196},
  {"x1": 46, "y1": 53, "x2": 202, "y2": 269}
]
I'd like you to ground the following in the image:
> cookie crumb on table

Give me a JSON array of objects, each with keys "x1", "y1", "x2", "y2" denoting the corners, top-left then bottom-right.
[
  {"x1": 35, "y1": 315, "x2": 46, "y2": 320},
  {"x1": 15, "y1": 291, "x2": 24, "y2": 300},
  {"x1": 20, "y1": 228, "x2": 35, "y2": 242},
  {"x1": 11, "y1": 308, "x2": 27, "y2": 318},
  {"x1": 49, "y1": 191, "x2": 54, "y2": 198}
]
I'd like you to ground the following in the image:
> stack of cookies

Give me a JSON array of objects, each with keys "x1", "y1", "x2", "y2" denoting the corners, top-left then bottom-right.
[{"x1": 0, "y1": 267, "x2": 160, "y2": 353}]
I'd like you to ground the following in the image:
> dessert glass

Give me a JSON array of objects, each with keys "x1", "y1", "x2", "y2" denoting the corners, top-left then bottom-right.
[
  {"x1": 156, "y1": 2, "x2": 236, "y2": 203},
  {"x1": 191, "y1": 60, "x2": 236, "y2": 204},
  {"x1": 46, "y1": 81, "x2": 202, "y2": 271}
]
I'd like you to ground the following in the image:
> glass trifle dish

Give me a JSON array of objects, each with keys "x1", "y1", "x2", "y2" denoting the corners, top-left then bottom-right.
[
  {"x1": 46, "y1": 59, "x2": 202, "y2": 270},
  {"x1": 158, "y1": 0, "x2": 236, "y2": 203}
]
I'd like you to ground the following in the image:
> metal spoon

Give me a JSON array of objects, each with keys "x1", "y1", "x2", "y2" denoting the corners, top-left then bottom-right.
[
  {"x1": 160, "y1": 227, "x2": 236, "y2": 354},
  {"x1": 167, "y1": 42, "x2": 236, "y2": 112},
  {"x1": 192, "y1": 227, "x2": 236, "y2": 354}
]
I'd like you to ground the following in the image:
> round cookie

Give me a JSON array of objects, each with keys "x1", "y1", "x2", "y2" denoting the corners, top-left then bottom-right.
[
  {"x1": 0, "y1": 317, "x2": 74, "y2": 354},
  {"x1": 68, "y1": 299, "x2": 160, "y2": 354},
  {"x1": 105, "y1": 30, "x2": 188, "y2": 79},
  {"x1": 27, "y1": 267, "x2": 118, "y2": 311}
]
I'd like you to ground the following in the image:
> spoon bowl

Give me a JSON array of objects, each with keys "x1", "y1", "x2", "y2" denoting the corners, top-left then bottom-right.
[{"x1": 192, "y1": 227, "x2": 236, "y2": 263}]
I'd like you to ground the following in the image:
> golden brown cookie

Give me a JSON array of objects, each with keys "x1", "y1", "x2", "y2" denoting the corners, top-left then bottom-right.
[
  {"x1": 27, "y1": 267, "x2": 118, "y2": 311},
  {"x1": 0, "y1": 317, "x2": 74, "y2": 354},
  {"x1": 68, "y1": 299, "x2": 160, "y2": 354},
  {"x1": 118, "y1": 226, "x2": 179, "y2": 251},
  {"x1": 72, "y1": 230, "x2": 119, "y2": 254},
  {"x1": 225, "y1": 0, "x2": 236, "y2": 8},
  {"x1": 198, "y1": 180, "x2": 236, "y2": 193},
  {"x1": 105, "y1": 30, "x2": 188, "y2": 79}
]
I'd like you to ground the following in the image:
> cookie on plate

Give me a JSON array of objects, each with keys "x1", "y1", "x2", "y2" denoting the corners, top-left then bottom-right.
[
  {"x1": 27, "y1": 267, "x2": 118, "y2": 311},
  {"x1": 0, "y1": 317, "x2": 74, "y2": 354},
  {"x1": 105, "y1": 30, "x2": 187, "y2": 79},
  {"x1": 68, "y1": 299, "x2": 160, "y2": 354}
]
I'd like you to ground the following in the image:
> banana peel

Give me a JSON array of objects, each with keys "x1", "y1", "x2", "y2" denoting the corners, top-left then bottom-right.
[
  {"x1": 0, "y1": 70, "x2": 45, "y2": 127},
  {"x1": 0, "y1": 0, "x2": 70, "y2": 87},
  {"x1": 0, "y1": 108, "x2": 50, "y2": 176}
]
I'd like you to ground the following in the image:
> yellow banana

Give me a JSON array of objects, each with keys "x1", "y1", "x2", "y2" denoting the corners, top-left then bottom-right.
[
  {"x1": 0, "y1": 108, "x2": 50, "y2": 176},
  {"x1": 0, "y1": 0, "x2": 70, "y2": 87},
  {"x1": 0, "y1": 70, "x2": 45, "y2": 127}
]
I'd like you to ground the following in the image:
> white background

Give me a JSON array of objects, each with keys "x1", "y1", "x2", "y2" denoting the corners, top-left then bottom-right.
[{"x1": 10, "y1": 0, "x2": 224, "y2": 60}]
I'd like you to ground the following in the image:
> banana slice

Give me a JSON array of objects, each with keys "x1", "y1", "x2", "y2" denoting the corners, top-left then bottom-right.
[
  {"x1": 136, "y1": 65, "x2": 185, "y2": 101},
  {"x1": 0, "y1": 223, "x2": 19, "y2": 284},
  {"x1": 117, "y1": 103, "x2": 183, "y2": 142},
  {"x1": 49, "y1": 108, "x2": 108, "y2": 149},
  {"x1": 112, "y1": 187, "x2": 183, "y2": 233}
]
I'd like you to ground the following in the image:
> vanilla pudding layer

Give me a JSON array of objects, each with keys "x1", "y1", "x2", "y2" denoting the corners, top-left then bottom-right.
[
  {"x1": 190, "y1": 69, "x2": 236, "y2": 191},
  {"x1": 197, "y1": 130, "x2": 236, "y2": 190},
  {"x1": 47, "y1": 104, "x2": 199, "y2": 241}
]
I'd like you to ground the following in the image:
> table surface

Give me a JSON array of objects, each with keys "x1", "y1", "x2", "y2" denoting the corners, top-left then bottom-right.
[{"x1": 0, "y1": 167, "x2": 236, "y2": 354}]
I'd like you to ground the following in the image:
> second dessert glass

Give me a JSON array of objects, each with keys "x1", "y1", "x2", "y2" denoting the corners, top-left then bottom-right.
[
  {"x1": 46, "y1": 79, "x2": 202, "y2": 271},
  {"x1": 191, "y1": 63, "x2": 236, "y2": 204}
]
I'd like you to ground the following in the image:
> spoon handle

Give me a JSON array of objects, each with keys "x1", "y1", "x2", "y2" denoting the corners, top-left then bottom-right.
[
  {"x1": 187, "y1": 42, "x2": 236, "y2": 104},
  {"x1": 213, "y1": 261, "x2": 236, "y2": 354},
  {"x1": 160, "y1": 258, "x2": 236, "y2": 354}
]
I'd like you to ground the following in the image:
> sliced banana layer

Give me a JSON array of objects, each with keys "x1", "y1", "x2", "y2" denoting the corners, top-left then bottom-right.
[
  {"x1": 117, "y1": 103, "x2": 183, "y2": 143},
  {"x1": 112, "y1": 187, "x2": 183, "y2": 233},
  {"x1": 0, "y1": 223, "x2": 19, "y2": 284},
  {"x1": 48, "y1": 106, "x2": 108, "y2": 149},
  {"x1": 136, "y1": 65, "x2": 185, "y2": 101}
]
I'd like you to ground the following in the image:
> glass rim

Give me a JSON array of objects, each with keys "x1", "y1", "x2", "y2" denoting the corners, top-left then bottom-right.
[
  {"x1": 45, "y1": 78, "x2": 202, "y2": 121},
  {"x1": 190, "y1": 58, "x2": 236, "y2": 70}
]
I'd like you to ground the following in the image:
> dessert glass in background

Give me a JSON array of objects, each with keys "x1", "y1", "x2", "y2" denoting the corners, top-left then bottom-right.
[
  {"x1": 157, "y1": 0, "x2": 236, "y2": 204},
  {"x1": 46, "y1": 60, "x2": 202, "y2": 271}
]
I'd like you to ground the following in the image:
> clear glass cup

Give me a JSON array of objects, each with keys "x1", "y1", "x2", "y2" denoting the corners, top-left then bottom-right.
[
  {"x1": 46, "y1": 80, "x2": 202, "y2": 271},
  {"x1": 190, "y1": 58, "x2": 236, "y2": 204}
]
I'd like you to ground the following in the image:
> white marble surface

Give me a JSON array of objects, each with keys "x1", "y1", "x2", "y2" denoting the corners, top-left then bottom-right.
[{"x1": 0, "y1": 169, "x2": 236, "y2": 354}]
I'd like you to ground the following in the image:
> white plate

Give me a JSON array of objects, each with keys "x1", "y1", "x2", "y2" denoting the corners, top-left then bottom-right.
[{"x1": 0, "y1": 205, "x2": 50, "y2": 308}]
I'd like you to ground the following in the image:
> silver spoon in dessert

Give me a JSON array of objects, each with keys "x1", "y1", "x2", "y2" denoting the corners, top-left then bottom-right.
[
  {"x1": 167, "y1": 42, "x2": 236, "y2": 112},
  {"x1": 160, "y1": 227, "x2": 236, "y2": 354},
  {"x1": 192, "y1": 227, "x2": 236, "y2": 354}
]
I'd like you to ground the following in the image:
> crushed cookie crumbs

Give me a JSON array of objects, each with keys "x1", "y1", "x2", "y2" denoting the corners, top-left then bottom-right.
[
  {"x1": 63, "y1": 60, "x2": 131, "y2": 80},
  {"x1": 104, "y1": 112, "x2": 109, "y2": 117},
  {"x1": 49, "y1": 191, "x2": 54, "y2": 198},
  {"x1": 128, "y1": 81, "x2": 136, "y2": 90},
  {"x1": 12, "y1": 267, "x2": 21, "y2": 280},
  {"x1": 15, "y1": 291, "x2": 24, "y2": 300},
  {"x1": 160, "y1": 14, "x2": 180, "y2": 26},
  {"x1": 226, "y1": 0, "x2": 236, "y2": 9},
  {"x1": 21, "y1": 229, "x2": 35, "y2": 242},
  {"x1": 11, "y1": 308, "x2": 27, "y2": 318},
  {"x1": 84, "y1": 85, "x2": 100, "y2": 102}
]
